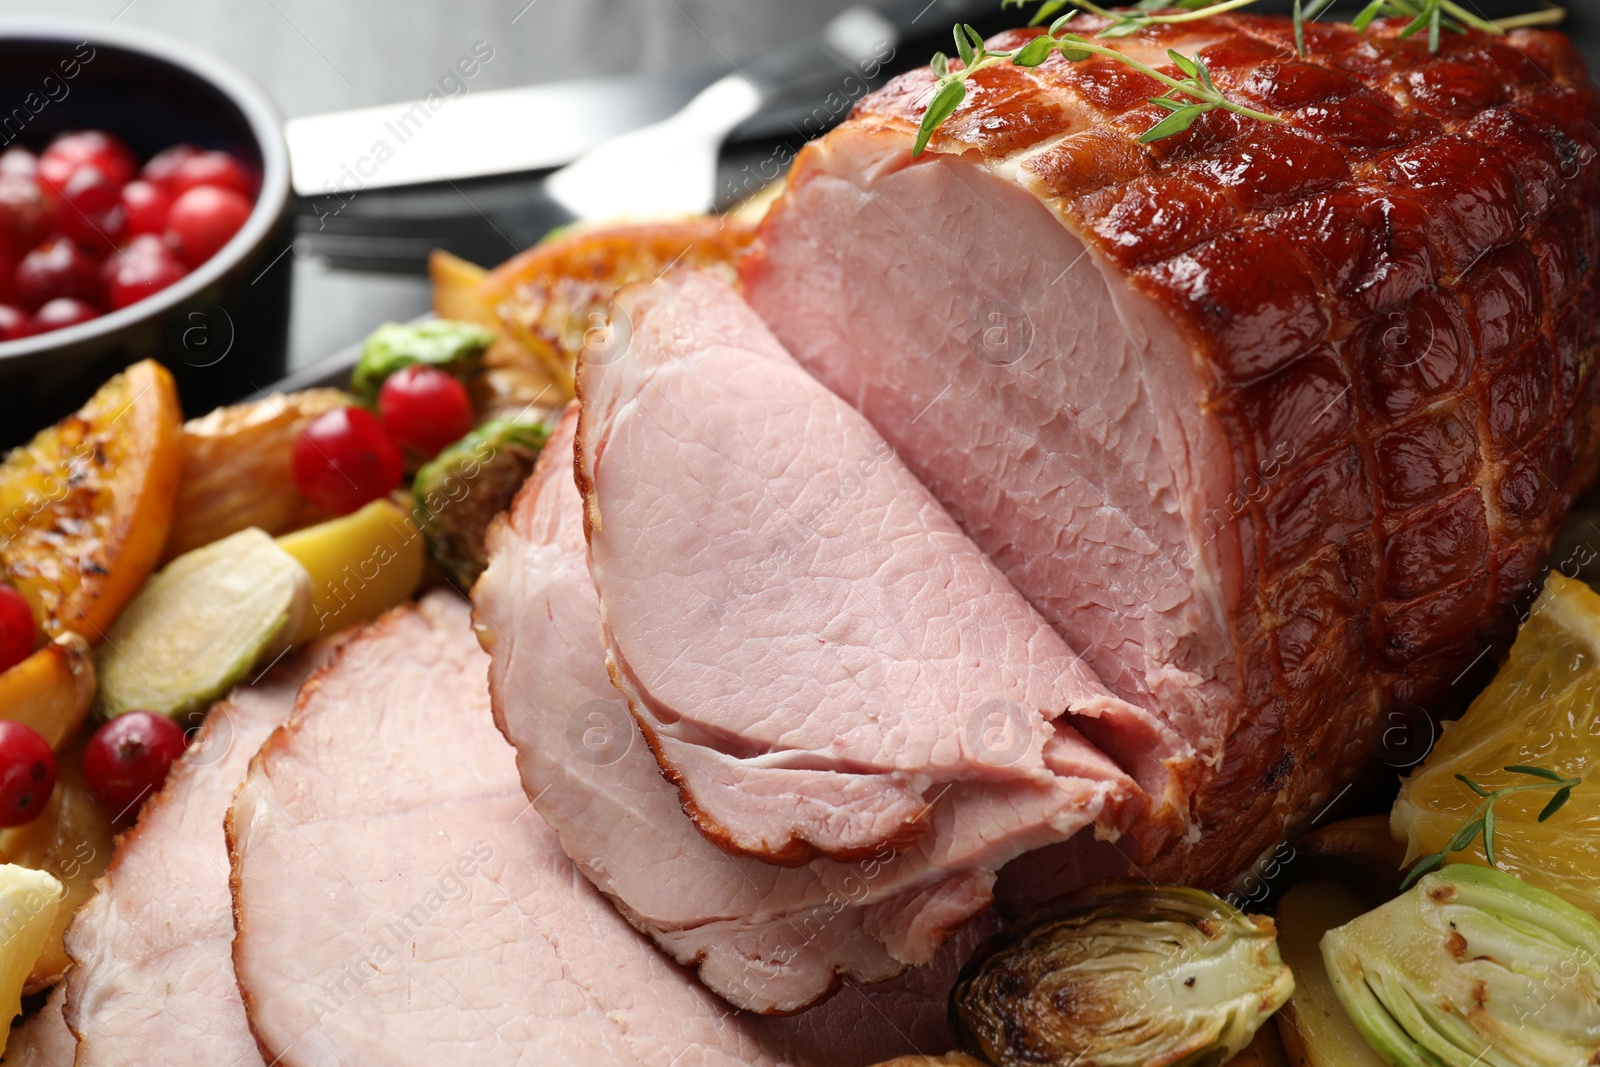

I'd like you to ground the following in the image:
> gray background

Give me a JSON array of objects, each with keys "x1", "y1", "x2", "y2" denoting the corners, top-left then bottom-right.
[
  {"x1": 0, "y1": 0, "x2": 1589, "y2": 373},
  {"x1": 0, "y1": 0, "x2": 868, "y2": 370}
]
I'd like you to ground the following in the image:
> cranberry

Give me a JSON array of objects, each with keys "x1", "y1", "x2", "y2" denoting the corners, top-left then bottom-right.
[
  {"x1": 30, "y1": 297, "x2": 99, "y2": 334},
  {"x1": 166, "y1": 186, "x2": 251, "y2": 266},
  {"x1": 16, "y1": 238, "x2": 99, "y2": 309},
  {"x1": 119, "y1": 179, "x2": 170, "y2": 236},
  {"x1": 377, "y1": 366, "x2": 474, "y2": 457},
  {"x1": 83, "y1": 711, "x2": 186, "y2": 815},
  {"x1": 39, "y1": 131, "x2": 136, "y2": 197},
  {"x1": 167, "y1": 150, "x2": 255, "y2": 199},
  {"x1": 0, "y1": 147, "x2": 36, "y2": 178},
  {"x1": 140, "y1": 143, "x2": 198, "y2": 195},
  {"x1": 0, "y1": 722, "x2": 55, "y2": 827},
  {"x1": 57, "y1": 165, "x2": 126, "y2": 251},
  {"x1": 292, "y1": 406, "x2": 403, "y2": 515},
  {"x1": 0, "y1": 584, "x2": 35, "y2": 674},
  {"x1": 0, "y1": 175, "x2": 52, "y2": 256},
  {"x1": 103, "y1": 236, "x2": 186, "y2": 310},
  {"x1": 0, "y1": 304, "x2": 28, "y2": 342}
]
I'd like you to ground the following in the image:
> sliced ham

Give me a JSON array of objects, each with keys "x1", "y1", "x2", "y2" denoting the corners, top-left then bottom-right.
[
  {"x1": 4, "y1": 986, "x2": 73, "y2": 1066},
  {"x1": 572, "y1": 270, "x2": 1142, "y2": 870},
  {"x1": 228, "y1": 591, "x2": 977, "y2": 1065},
  {"x1": 61, "y1": 643, "x2": 329, "y2": 1067},
  {"x1": 478, "y1": 405, "x2": 1070, "y2": 1012},
  {"x1": 742, "y1": 16, "x2": 1600, "y2": 884}
]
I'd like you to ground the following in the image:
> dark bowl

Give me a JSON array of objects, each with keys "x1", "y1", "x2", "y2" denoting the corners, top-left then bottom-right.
[{"x1": 0, "y1": 17, "x2": 292, "y2": 448}]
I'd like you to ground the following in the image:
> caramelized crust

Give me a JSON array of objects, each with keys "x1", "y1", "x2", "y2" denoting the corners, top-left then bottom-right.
[{"x1": 834, "y1": 16, "x2": 1600, "y2": 885}]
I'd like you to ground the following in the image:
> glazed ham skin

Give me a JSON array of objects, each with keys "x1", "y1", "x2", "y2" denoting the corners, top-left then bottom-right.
[
  {"x1": 229, "y1": 591, "x2": 982, "y2": 1065},
  {"x1": 742, "y1": 15, "x2": 1600, "y2": 886},
  {"x1": 479, "y1": 403, "x2": 1087, "y2": 1013},
  {"x1": 61, "y1": 644, "x2": 329, "y2": 1067},
  {"x1": 573, "y1": 270, "x2": 1141, "y2": 869}
]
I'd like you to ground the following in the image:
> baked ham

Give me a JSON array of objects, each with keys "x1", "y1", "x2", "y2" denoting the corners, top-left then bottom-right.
[
  {"x1": 62, "y1": 643, "x2": 330, "y2": 1066},
  {"x1": 4, "y1": 986, "x2": 73, "y2": 1066},
  {"x1": 480, "y1": 401, "x2": 1082, "y2": 1012},
  {"x1": 742, "y1": 14, "x2": 1600, "y2": 885},
  {"x1": 573, "y1": 270, "x2": 1140, "y2": 870},
  {"x1": 229, "y1": 592, "x2": 989, "y2": 1064}
]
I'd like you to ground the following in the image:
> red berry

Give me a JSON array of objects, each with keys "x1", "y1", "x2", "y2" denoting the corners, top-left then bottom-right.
[
  {"x1": 0, "y1": 175, "x2": 52, "y2": 256},
  {"x1": 166, "y1": 186, "x2": 250, "y2": 266},
  {"x1": 0, "y1": 722, "x2": 55, "y2": 827},
  {"x1": 119, "y1": 179, "x2": 170, "y2": 236},
  {"x1": 57, "y1": 165, "x2": 126, "y2": 251},
  {"x1": 83, "y1": 711, "x2": 186, "y2": 815},
  {"x1": 0, "y1": 147, "x2": 36, "y2": 178},
  {"x1": 0, "y1": 584, "x2": 35, "y2": 674},
  {"x1": 16, "y1": 238, "x2": 99, "y2": 310},
  {"x1": 167, "y1": 150, "x2": 254, "y2": 199},
  {"x1": 0, "y1": 304, "x2": 28, "y2": 341},
  {"x1": 39, "y1": 131, "x2": 136, "y2": 197},
  {"x1": 30, "y1": 297, "x2": 99, "y2": 334},
  {"x1": 378, "y1": 366, "x2": 474, "y2": 457},
  {"x1": 140, "y1": 144, "x2": 198, "y2": 195},
  {"x1": 292, "y1": 406, "x2": 404, "y2": 515},
  {"x1": 103, "y1": 236, "x2": 186, "y2": 310}
]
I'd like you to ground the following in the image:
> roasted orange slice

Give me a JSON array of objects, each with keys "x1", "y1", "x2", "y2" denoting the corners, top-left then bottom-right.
[{"x1": 0, "y1": 360, "x2": 182, "y2": 642}]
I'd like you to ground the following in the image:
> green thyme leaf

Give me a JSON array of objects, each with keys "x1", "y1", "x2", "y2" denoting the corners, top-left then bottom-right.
[
  {"x1": 1142, "y1": 104, "x2": 1205, "y2": 142},
  {"x1": 1483, "y1": 805, "x2": 1497, "y2": 865},
  {"x1": 1541, "y1": 788, "x2": 1574, "y2": 822},
  {"x1": 1015, "y1": 35, "x2": 1056, "y2": 66},
  {"x1": 1168, "y1": 48, "x2": 1200, "y2": 78},
  {"x1": 1400, "y1": 851, "x2": 1447, "y2": 891},
  {"x1": 1352, "y1": 0, "x2": 1388, "y2": 31},
  {"x1": 914, "y1": 77, "x2": 966, "y2": 156},
  {"x1": 1507, "y1": 765, "x2": 1567, "y2": 782},
  {"x1": 1456, "y1": 773, "x2": 1492, "y2": 796},
  {"x1": 954, "y1": 25, "x2": 976, "y2": 67}
]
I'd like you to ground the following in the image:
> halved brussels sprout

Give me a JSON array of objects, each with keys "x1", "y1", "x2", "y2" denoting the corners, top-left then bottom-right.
[
  {"x1": 951, "y1": 882, "x2": 1295, "y2": 1067},
  {"x1": 1323, "y1": 864, "x2": 1600, "y2": 1066},
  {"x1": 412, "y1": 418, "x2": 550, "y2": 589},
  {"x1": 350, "y1": 319, "x2": 493, "y2": 403}
]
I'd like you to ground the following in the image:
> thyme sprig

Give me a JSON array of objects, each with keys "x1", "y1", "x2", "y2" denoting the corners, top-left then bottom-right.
[
  {"x1": 914, "y1": 15, "x2": 1281, "y2": 155},
  {"x1": 1399, "y1": 765, "x2": 1583, "y2": 891}
]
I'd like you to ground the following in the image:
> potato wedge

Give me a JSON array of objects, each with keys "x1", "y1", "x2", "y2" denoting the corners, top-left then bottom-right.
[
  {"x1": 480, "y1": 214, "x2": 756, "y2": 394},
  {"x1": 0, "y1": 632, "x2": 94, "y2": 750},
  {"x1": 277, "y1": 499, "x2": 425, "y2": 643},
  {"x1": 429, "y1": 249, "x2": 493, "y2": 327},
  {"x1": 0, "y1": 729, "x2": 116, "y2": 994},
  {"x1": 1274, "y1": 881, "x2": 1387, "y2": 1067},
  {"x1": 0, "y1": 360, "x2": 182, "y2": 642},
  {"x1": 162, "y1": 388, "x2": 347, "y2": 561}
]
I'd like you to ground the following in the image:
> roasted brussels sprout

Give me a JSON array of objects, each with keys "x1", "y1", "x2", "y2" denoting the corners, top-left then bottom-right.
[
  {"x1": 951, "y1": 882, "x2": 1294, "y2": 1067},
  {"x1": 351, "y1": 319, "x2": 493, "y2": 403},
  {"x1": 1323, "y1": 864, "x2": 1600, "y2": 1067},
  {"x1": 412, "y1": 418, "x2": 550, "y2": 588}
]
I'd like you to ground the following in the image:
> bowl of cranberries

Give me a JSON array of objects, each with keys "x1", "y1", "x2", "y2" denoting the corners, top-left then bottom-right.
[{"x1": 0, "y1": 19, "x2": 291, "y2": 447}]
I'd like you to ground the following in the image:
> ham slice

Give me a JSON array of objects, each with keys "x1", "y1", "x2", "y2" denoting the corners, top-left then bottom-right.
[
  {"x1": 572, "y1": 270, "x2": 1141, "y2": 870},
  {"x1": 742, "y1": 16, "x2": 1600, "y2": 885},
  {"x1": 228, "y1": 591, "x2": 977, "y2": 1064},
  {"x1": 4, "y1": 986, "x2": 73, "y2": 1066},
  {"x1": 478, "y1": 404, "x2": 1066, "y2": 1012},
  {"x1": 61, "y1": 644, "x2": 329, "y2": 1067}
]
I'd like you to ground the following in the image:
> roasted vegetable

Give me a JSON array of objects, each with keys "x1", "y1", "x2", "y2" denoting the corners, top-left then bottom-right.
[
  {"x1": 277, "y1": 499, "x2": 425, "y2": 644},
  {"x1": 1227, "y1": 1027, "x2": 1289, "y2": 1067},
  {"x1": 0, "y1": 730, "x2": 113, "y2": 994},
  {"x1": 480, "y1": 215, "x2": 755, "y2": 393},
  {"x1": 1323, "y1": 864, "x2": 1600, "y2": 1067},
  {"x1": 413, "y1": 418, "x2": 549, "y2": 589},
  {"x1": 1392, "y1": 572, "x2": 1600, "y2": 917},
  {"x1": 350, "y1": 320, "x2": 492, "y2": 404},
  {"x1": 0, "y1": 863, "x2": 61, "y2": 1047},
  {"x1": 96, "y1": 528, "x2": 310, "y2": 720},
  {"x1": 163, "y1": 388, "x2": 347, "y2": 561},
  {"x1": 0, "y1": 360, "x2": 182, "y2": 642},
  {"x1": 0, "y1": 632, "x2": 95, "y2": 751},
  {"x1": 951, "y1": 882, "x2": 1294, "y2": 1067},
  {"x1": 1274, "y1": 881, "x2": 1386, "y2": 1067}
]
